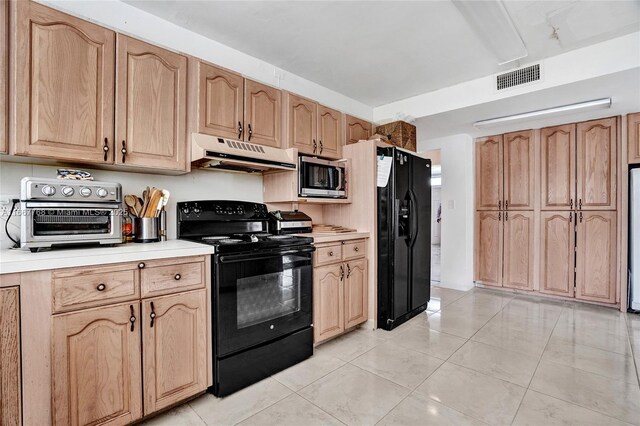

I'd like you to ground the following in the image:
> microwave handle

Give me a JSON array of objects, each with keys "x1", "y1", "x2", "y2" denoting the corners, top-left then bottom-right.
[{"x1": 337, "y1": 167, "x2": 344, "y2": 191}]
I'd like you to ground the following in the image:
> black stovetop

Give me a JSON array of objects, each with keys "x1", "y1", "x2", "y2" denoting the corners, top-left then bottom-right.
[{"x1": 185, "y1": 232, "x2": 313, "y2": 254}]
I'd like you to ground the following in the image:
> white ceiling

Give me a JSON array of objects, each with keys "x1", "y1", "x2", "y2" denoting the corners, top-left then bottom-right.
[{"x1": 124, "y1": 0, "x2": 640, "y2": 107}]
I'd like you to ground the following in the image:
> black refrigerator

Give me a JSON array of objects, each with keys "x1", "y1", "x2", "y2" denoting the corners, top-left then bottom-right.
[{"x1": 377, "y1": 146, "x2": 431, "y2": 330}]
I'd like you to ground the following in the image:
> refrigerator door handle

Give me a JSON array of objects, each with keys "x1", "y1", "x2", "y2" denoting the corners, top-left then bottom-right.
[{"x1": 408, "y1": 189, "x2": 419, "y2": 249}]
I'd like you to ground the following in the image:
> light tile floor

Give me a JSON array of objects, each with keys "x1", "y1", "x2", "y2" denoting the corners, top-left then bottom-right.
[{"x1": 145, "y1": 286, "x2": 640, "y2": 426}]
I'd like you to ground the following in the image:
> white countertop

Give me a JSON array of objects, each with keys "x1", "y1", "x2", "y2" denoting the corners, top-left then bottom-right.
[
  {"x1": 295, "y1": 231, "x2": 370, "y2": 244},
  {"x1": 0, "y1": 240, "x2": 215, "y2": 275}
]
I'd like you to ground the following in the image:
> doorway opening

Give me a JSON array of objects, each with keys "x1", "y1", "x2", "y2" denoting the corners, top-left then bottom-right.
[{"x1": 430, "y1": 157, "x2": 442, "y2": 283}]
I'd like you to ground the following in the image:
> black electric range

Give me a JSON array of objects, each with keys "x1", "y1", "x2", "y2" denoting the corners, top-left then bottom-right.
[{"x1": 177, "y1": 200, "x2": 314, "y2": 397}]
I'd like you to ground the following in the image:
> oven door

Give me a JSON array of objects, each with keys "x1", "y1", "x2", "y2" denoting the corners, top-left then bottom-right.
[
  {"x1": 299, "y1": 157, "x2": 346, "y2": 198},
  {"x1": 214, "y1": 246, "x2": 314, "y2": 357}
]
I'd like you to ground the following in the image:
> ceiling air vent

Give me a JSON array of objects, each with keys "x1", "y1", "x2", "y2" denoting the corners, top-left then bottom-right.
[{"x1": 496, "y1": 64, "x2": 541, "y2": 90}]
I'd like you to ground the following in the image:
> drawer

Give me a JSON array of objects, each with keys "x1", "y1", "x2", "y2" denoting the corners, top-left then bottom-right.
[
  {"x1": 315, "y1": 244, "x2": 342, "y2": 266},
  {"x1": 53, "y1": 264, "x2": 139, "y2": 313},
  {"x1": 141, "y1": 259, "x2": 205, "y2": 298},
  {"x1": 342, "y1": 239, "x2": 366, "y2": 261}
]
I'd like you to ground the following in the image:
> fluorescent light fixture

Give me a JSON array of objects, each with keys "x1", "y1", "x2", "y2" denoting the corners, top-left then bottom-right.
[
  {"x1": 473, "y1": 98, "x2": 612, "y2": 129},
  {"x1": 453, "y1": 0, "x2": 527, "y2": 65}
]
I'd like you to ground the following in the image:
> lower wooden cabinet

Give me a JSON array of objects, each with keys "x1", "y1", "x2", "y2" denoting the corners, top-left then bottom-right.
[
  {"x1": 540, "y1": 211, "x2": 575, "y2": 297},
  {"x1": 313, "y1": 264, "x2": 344, "y2": 343},
  {"x1": 142, "y1": 290, "x2": 207, "y2": 414},
  {"x1": 474, "y1": 211, "x2": 503, "y2": 287},
  {"x1": 0, "y1": 287, "x2": 21, "y2": 426},
  {"x1": 344, "y1": 259, "x2": 367, "y2": 329},
  {"x1": 576, "y1": 211, "x2": 617, "y2": 303},
  {"x1": 52, "y1": 302, "x2": 143, "y2": 426}
]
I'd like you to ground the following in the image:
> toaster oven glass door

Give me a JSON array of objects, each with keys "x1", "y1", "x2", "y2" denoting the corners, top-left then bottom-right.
[{"x1": 32, "y1": 209, "x2": 114, "y2": 236}]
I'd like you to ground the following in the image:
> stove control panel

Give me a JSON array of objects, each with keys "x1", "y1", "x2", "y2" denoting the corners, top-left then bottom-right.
[{"x1": 177, "y1": 201, "x2": 268, "y2": 220}]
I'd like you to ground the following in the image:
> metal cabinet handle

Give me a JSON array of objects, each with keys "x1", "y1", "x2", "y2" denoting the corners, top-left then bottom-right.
[
  {"x1": 319, "y1": 140, "x2": 323, "y2": 154},
  {"x1": 238, "y1": 121, "x2": 243, "y2": 139},
  {"x1": 129, "y1": 305, "x2": 136, "y2": 332},
  {"x1": 346, "y1": 264, "x2": 351, "y2": 278},
  {"x1": 247, "y1": 123, "x2": 253, "y2": 141},
  {"x1": 121, "y1": 141, "x2": 127, "y2": 163},
  {"x1": 96, "y1": 283, "x2": 106, "y2": 292},
  {"x1": 138, "y1": 262, "x2": 145, "y2": 269},
  {"x1": 174, "y1": 273, "x2": 181, "y2": 281},
  {"x1": 498, "y1": 200, "x2": 501, "y2": 209},
  {"x1": 505, "y1": 200, "x2": 508, "y2": 210},
  {"x1": 340, "y1": 265, "x2": 344, "y2": 281},
  {"x1": 103, "y1": 138, "x2": 109, "y2": 162},
  {"x1": 569, "y1": 212, "x2": 572, "y2": 222},
  {"x1": 579, "y1": 212, "x2": 583, "y2": 223},
  {"x1": 570, "y1": 199, "x2": 573, "y2": 209},
  {"x1": 313, "y1": 139, "x2": 317, "y2": 154},
  {"x1": 354, "y1": 247, "x2": 359, "y2": 252},
  {"x1": 579, "y1": 199, "x2": 582, "y2": 210},
  {"x1": 150, "y1": 301, "x2": 156, "y2": 328},
  {"x1": 498, "y1": 212, "x2": 501, "y2": 221},
  {"x1": 505, "y1": 212, "x2": 508, "y2": 221},
  {"x1": 328, "y1": 251, "x2": 334, "y2": 257}
]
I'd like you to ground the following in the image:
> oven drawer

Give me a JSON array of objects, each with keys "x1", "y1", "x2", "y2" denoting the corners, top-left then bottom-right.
[
  {"x1": 342, "y1": 239, "x2": 366, "y2": 261},
  {"x1": 315, "y1": 244, "x2": 342, "y2": 266},
  {"x1": 141, "y1": 256, "x2": 206, "y2": 298},
  {"x1": 53, "y1": 264, "x2": 139, "y2": 313}
]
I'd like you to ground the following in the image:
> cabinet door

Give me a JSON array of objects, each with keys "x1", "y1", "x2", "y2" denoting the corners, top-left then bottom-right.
[
  {"x1": 628, "y1": 112, "x2": 640, "y2": 164},
  {"x1": 0, "y1": 287, "x2": 20, "y2": 426},
  {"x1": 474, "y1": 211, "x2": 503, "y2": 286},
  {"x1": 1, "y1": 1, "x2": 7, "y2": 154},
  {"x1": 540, "y1": 212, "x2": 575, "y2": 297},
  {"x1": 317, "y1": 105, "x2": 342, "y2": 159},
  {"x1": 475, "y1": 135, "x2": 503, "y2": 210},
  {"x1": 541, "y1": 124, "x2": 576, "y2": 210},
  {"x1": 344, "y1": 259, "x2": 367, "y2": 329},
  {"x1": 576, "y1": 117, "x2": 617, "y2": 210},
  {"x1": 197, "y1": 62, "x2": 244, "y2": 139},
  {"x1": 502, "y1": 211, "x2": 534, "y2": 290},
  {"x1": 576, "y1": 211, "x2": 617, "y2": 303},
  {"x1": 345, "y1": 115, "x2": 372, "y2": 145},
  {"x1": 52, "y1": 302, "x2": 142, "y2": 426},
  {"x1": 116, "y1": 35, "x2": 188, "y2": 171},
  {"x1": 313, "y1": 264, "x2": 344, "y2": 344},
  {"x1": 12, "y1": 1, "x2": 115, "y2": 163},
  {"x1": 503, "y1": 130, "x2": 534, "y2": 210},
  {"x1": 287, "y1": 93, "x2": 317, "y2": 155},
  {"x1": 142, "y1": 290, "x2": 207, "y2": 414},
  {"x1": 244, "y1": 79, "x2": 282, "y2": 148}
]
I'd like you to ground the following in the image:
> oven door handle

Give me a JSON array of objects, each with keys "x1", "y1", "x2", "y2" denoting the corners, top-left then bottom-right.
[{"x1": 218, "y1": 246, "x2": 316, "y2": 263}]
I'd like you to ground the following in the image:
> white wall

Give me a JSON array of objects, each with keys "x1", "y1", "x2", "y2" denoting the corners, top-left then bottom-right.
[
  {"x1": 418, "y1": 134, "x2": 474, "y2": 291},
  {"x1": 0, "y1": 161, "x2": 262, "y2": 249}
]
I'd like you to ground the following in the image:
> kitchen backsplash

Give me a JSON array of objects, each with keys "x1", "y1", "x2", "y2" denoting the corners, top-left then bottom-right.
[{"x1": 0, "y1": 161, "x2": 263, "y2": 249}]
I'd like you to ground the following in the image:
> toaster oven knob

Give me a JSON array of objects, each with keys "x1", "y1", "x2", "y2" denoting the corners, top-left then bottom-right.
[
  {"x1": 96, "y1": 188, "x2": 108, "y2": 198},
  {"x1": 61, "y1": 186, "x2": 74, "y2": 197},
  {"x1": 41, "y1": 185, "x2": 56, "y2": 196},
  {"x1": 80, "y1": 187, "x2": 92, "y2": 197}
]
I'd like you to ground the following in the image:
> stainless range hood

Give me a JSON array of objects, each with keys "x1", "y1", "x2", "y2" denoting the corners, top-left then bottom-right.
[{"x1": 191, "y1": 133, "x2": 297, "y2": 172}]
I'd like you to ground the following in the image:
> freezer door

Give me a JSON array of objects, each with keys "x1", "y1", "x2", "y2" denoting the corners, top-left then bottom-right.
[
  {"x1": 393, "y1": 151, "x2": 412, "y2": 319},
  {"x1": 410, "y1": 155, "x2": 432, "y2": 310}
]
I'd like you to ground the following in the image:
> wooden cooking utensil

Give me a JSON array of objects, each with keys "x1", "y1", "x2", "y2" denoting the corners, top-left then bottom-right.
[{"x1": 124, "y1": 195, "x2": 139, "y2": 216}]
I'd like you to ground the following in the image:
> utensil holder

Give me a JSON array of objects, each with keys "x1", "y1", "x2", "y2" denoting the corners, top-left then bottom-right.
[{"x1": 133, "y1": 217, "x2": 160, "y2": 243}]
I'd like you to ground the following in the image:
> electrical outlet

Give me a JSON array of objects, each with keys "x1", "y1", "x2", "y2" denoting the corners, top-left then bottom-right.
[{"x1": 0, "y1": 195, "x2": 19, "y2": 205}]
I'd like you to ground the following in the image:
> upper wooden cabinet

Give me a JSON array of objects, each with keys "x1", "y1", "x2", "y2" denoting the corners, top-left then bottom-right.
[
  {"x1": 575, "y1": 211, "x2": 617, "y2": 303},
  {"x1": 192, "y1": 61, "x2": 244, "y2": 140},
  {"x1": 244, "y1": 79, "x2": 282, "y2": 148},
  {"x1": 285, "y1": 92, "x2": 342, "y2": 158},
  {"x1": 345, "y1": 115, "x2": 372, "y2": 145},
  {"x1": 576, "y1": 117, "x2": 617, "y2": 210},
  {"x1": 539, "y1": 212, "x2": 575, "y2": 297},
  {"x1": 116, "y1": 35, "x2": 188, "y2": 171},
  {"x1": 474, "y1": 211, "x2": 503, "y2": 286},
  {"x1": 52, "y1": 302, "x2": 143, "y2": 426},
  {"x1": 0, "y1": 287, "x2": 21, "y2": 426},
  {"x1": 1, "y1": 1, "x2": 8, "y2": 154},
  {"x1": 502, "y1": 211, "x2": 534, "y2": 290},
  {"x1": 541, "y1": 124, "x2": 576, "y2": 210},
  {"x1": 475, "y1": 135, "x2": 503, "y2": 210},
  {"x1": 628, "y1": 112, "x2": 640, "y2": 164},
  {"x1": 11, "y1": 1, "x2": 115, "y2": 163},
  {"x1": 503, "y1": 130, "x2": 534, "y2": 210}
]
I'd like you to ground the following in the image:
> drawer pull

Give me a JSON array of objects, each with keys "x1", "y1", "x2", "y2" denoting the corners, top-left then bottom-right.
[
  {"x1": 138, "y1": 262, "x2": 145, "y2": 269},
  {"x1": 174, "y1": 273, "x2": 181, "y2": 281},
  {"x1": 150, "y1": 302, "x2": 156, "y2": 328},
  {"x1": 96, "y1": 283, "x2": 106, "y2": 292},
  {"x1": 340, "y1": 265, "x2": 344, "y2": 281},
  {"x1": 354, "y1": 247, "x2": 359, "y2": 252},
  {"x1": 129, "y1": 305, "x2": 136, "y2": 332},
  {"x1": 328, "y1": 251, "x2": 334, "y2": 257}
]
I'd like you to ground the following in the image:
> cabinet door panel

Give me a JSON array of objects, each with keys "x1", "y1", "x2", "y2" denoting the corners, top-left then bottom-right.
[
  {"x1": 576, "y1": 118, "x2": 617, "y2": 210},
  {"x1": 52, "y1": 302, "x2": 142, "y2": 426},
  {"x1": 13, "y1": 1, "x2": 115, "y2": 163},
  {"x1": 244, "y1": 79, "x2": 282, "y2": 148},
  {"x1": 540, "y1": 212, "x2": 575, "y2": 296},
  {"x1": 503, "y1": 211, "x2": 534, "y2": 290},
  {"x1": 628, "y1": 112, "x2": 640, "y2": 164},
  {"x1": 345, "y1": 115, "x2": 372, "y2": 145},
  {"x1": 475, "y1": 136, "x2": 503, "y2": 210},
  {"x1": 116, "y1": 35, "x2": 187, "y2": 171},
  {"x1": 142, "y1": 290, "x2": 207, "y2": 414},
  {"x1": 287, "y1": 93, "x2": 316, "y2": 155},
  {"x1": 344, "y1": 259, "x2": 367, "y2": 329},
  {"x1": 1, "y1": 1, "x2": 8, "y2": 154},
  {"x1": 504, "y1": 130, "x2": 534, "y2": 210},
  {"x1": 198, "y1": 62, "x2": 244, "y2": 139},
  {"x1": 318, "y1": 105, "x2": 342, "y2": 159},
  {"x1": 541, "y1": 125, "x2": 576, "y2": 210},
  {"x1": 0, "y1": 287, "x2": 21, "y2": 426},
  {"x1": 474, "y1": 211, "x2": 503, "y2": 286},
  {"x1": 576, "y1": 211, "x2": 617, "y2": 303},
  {"x1": 313, "y1": 264, "x2": 344, "y2": 344}
]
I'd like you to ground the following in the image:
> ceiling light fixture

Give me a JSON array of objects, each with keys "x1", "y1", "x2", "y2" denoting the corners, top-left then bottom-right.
[
  {"x1": 452, "y1": 0, "x2": 528, "y2": 65},
  {"x1": 473, "y1": 98, "x2": 612, "y2": 128}
]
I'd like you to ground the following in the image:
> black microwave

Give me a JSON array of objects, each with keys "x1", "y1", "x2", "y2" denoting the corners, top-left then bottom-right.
[{"x1": 298, "y1": 156, "x2": 347, "y2": 198}]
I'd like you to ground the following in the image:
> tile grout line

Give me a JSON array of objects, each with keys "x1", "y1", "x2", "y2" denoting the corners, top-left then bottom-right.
[{"x1": 624, "y1": 313, "x2": 640, "y2": 387}]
